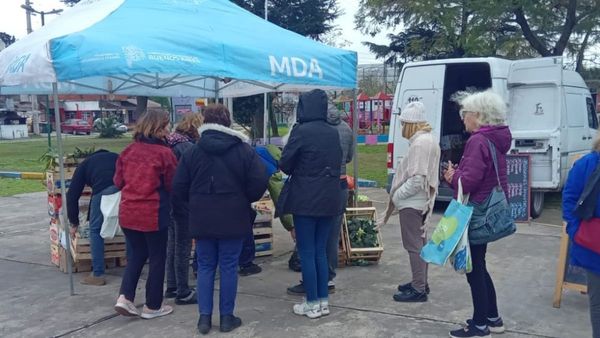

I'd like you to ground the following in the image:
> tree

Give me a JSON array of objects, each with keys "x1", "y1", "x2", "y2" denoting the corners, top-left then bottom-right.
[
  {"x1": 61, "y1": 0, "x2": 80, "y2": 6},
  {"x1": 232, "y1": 0, "x2": 340, "y2": 40},
  {"x1": 356, "y1": 1, "x2": 514, "y2": 60},
  {"x1": 0, "y1": 32, "x2": 16, "y2": 49},
  {"x1": 231, "y1": 0, "x2": 341, "y2": 137},
  {"x1": 506, "y1": 0, "x2": 600, "y2": 57}
]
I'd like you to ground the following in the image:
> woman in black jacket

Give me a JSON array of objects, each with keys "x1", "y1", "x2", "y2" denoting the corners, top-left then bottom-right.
[
  {"x1": 172, "y1": 105, "x2": 268, "y2": 335},
  {"x1": 279, "y1": 89, "x2": 343, "y2": 319}
]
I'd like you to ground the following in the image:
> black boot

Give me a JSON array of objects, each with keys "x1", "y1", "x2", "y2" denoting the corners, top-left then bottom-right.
[
  {"x1": 220, "y1": 315, "x2": 242, "y2": 333},
  {"x1": 197, "y1": 315, "x2": 212, "y2": 335},
  {"x1": 393, "y1": 286, "x2": 428, "y2": 303},
  {"x1": 397, "y1": 282, "x2": 430, "y2": 294}
]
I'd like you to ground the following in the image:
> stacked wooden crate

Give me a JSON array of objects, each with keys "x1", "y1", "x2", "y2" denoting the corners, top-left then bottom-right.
[{"x1": 252, "y1": 195, "x2": 274, "y2": 257}]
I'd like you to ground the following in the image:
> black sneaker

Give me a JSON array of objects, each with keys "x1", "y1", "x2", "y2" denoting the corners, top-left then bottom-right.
[
  {"x1": 397, "y1": 282, "x2": 430, "y2": 294},
  {"x1": 239, "y1": 263, "x2": 262, "y2": 276},
  {"x1": 286, "y1": 281, "x2": 335, "y2": 296},
  {"x1": 220, "y1": 315, "x2": 242, "y2": 333},
  {"x1": 164, "y1": 287, "x2": 177, "y2": 299},
  {"x1": 392, "y1": 286, "x2": 427, "y2": 303},
  {"x1": 175, "y1": 289, "x2": 197, "y2": 305},
  {"x1": 449, "y1": 323, "x2": 491, "y2": 338},
  {"x1": 466, "y1": 318, "x2": 505, "y2": 334},
  {"x1": 197, "y1": 315, "x2": 211, "y2": 335}
]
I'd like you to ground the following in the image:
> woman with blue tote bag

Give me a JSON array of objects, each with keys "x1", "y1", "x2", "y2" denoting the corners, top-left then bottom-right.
[{"x1": 443, "y1": 90, "x2": 514, "y2": 338}]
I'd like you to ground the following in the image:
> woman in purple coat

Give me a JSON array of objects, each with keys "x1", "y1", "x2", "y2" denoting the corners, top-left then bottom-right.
[{"x1": 444, "y1": 90, "x2": 512, "y2": 338}]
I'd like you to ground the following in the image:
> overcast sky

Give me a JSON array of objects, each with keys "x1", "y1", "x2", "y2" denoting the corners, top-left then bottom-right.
[{"x1": 0, "y1": 0, "x2": 392, "y2": 64}]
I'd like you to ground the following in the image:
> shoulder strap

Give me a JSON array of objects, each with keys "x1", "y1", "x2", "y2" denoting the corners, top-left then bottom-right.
[{"x1": 487, "y1": 140, "x2": 501, "y2": 187}]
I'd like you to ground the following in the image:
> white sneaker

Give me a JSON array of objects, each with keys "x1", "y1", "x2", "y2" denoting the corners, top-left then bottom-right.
[
  {"x1": 114, "y1": 295, "x2": 140, "y2": 317},
  {"x1": 140, "y1": 305, "x2": 174, "y2": 319},
  {"x1": 293, "y1": 301, "x2": 322, "y2": 319},
  {"x1": 320, "y1": 299, "x2": 330, "y2": 316}
]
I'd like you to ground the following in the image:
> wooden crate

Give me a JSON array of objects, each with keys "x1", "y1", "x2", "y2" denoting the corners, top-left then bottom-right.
[
  {"x1": 253, "y1": 223, "x2": 273, "y2": 257},
  {"x1": 343, "y1": 207, "x2": 384, "y2": 264},
  {"x1": 59, "y1": 247, "x2": 127, "y2": 273},
  {"x1": 70, "y1": 234, "x2": 127, "y2": 262}
]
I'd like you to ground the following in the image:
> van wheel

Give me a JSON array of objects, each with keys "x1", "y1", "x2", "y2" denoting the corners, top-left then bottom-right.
[{"x1": 530, "y1": 192, "x2": 545, "y2": 219}]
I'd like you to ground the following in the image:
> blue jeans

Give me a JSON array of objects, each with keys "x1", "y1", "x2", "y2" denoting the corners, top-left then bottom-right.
[
  {"x1": 294, "y1": 215, "x2": 335, "y2": 302},
  {"x1": 88, "y1": 185, "x2": 119, "y2": 277},
  {"x1": 196, "y1": 238, "x2": 244, "y2": 316},
  {"x1": 238, "y1": 231, "x2": 255, "y2": 268}
]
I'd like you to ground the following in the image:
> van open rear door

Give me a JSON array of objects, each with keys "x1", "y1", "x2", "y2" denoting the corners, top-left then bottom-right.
[
  {"x1": 387, "y1": 64, "x2": 444, "y2": 191},
  {"x1": 507, "y1": 57, "x2": 563, "y2": 217}
]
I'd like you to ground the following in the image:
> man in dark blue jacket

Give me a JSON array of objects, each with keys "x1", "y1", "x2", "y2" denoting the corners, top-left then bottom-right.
[{"x1": 67, "y1": 149, "x2": 119, "y2": 286}]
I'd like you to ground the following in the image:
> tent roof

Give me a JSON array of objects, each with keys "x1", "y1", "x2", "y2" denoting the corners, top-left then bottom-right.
[
  {"x1": 371, "y1": 91, "x2": 392, "y2": 100},
  {"x1": 357, "y1": 92, "x2": 371, "y2": 101},
  {"x1": 0, "y1": 0, "x2": 357, "y2": 97}
]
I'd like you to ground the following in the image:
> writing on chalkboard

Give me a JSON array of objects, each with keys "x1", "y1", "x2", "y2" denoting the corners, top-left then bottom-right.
[{"x1": 506, "y1": 155, "x2": 531, "y2": 222}]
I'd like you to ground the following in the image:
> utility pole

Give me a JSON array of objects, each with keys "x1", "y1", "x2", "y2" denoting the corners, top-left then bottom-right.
[{"x1": 21, "y1": 1, "x2": 63, "y2": 145}]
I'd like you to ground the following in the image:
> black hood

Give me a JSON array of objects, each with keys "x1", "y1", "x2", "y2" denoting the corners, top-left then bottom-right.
[
  {"x1": 297, "y1": 89, "x2": 328, "y2": 123},
  {"x1": 198, "y1": 123, "x2": 249, "y2": 154}
]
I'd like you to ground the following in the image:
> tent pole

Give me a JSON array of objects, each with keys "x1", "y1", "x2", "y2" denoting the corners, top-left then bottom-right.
[
  {"x1": 263, "y1": 93, "x2": 268, "y2": 145},
  {"x1": 53, "y1": 82, "x2": 74, "y2": 296},
  {"x1": 352, "y1": 88, "x2": 359, "y2": 207}
]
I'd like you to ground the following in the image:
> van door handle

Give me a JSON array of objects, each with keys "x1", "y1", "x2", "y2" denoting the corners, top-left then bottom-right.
[{"x1": 583, "y1": 136, "x2": 587, "y2": 140}]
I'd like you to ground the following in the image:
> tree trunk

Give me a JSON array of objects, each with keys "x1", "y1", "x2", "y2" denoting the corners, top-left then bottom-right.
[
  {"x1": 576, "y1": 28, "x2": 592, "y2": 73},
  {"x1": 133, "y1": 96, "x2": 148, "y2": 121},
  {"x1": 553, "y1": 0, "x2": 578, "y2": 56},
  {"x1": 513, "y1": 6, "x2": 552, "y2": 57}
]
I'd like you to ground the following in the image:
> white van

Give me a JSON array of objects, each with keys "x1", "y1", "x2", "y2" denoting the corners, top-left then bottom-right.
[{"x1": 386, "y1": 57, "x2": 597, "y2": 218}]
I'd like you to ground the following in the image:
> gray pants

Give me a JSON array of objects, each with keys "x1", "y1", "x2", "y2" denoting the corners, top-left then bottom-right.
[
  {"x1": 166, "y1": 218, "x2": 192, "y2": 297},
  {"x1": 589, "y1": 270, "x2": 600, "y2": 338},
  {"x1": 399, "y1": 208, "x2": 428, "y2": 293}
]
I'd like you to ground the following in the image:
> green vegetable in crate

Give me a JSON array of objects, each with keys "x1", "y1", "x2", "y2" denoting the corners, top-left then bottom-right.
[
  {"x1": 347, "y1": 217, "x2": 379, "y2": 248},
  {"x1": 357, "y1": 195, "x2": 370, "y2": 202}
]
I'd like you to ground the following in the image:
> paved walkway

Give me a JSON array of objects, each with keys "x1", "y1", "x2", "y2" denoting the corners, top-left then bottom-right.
[{"x1": 0, "y1": 189, "x2": 591, "y2": 337}]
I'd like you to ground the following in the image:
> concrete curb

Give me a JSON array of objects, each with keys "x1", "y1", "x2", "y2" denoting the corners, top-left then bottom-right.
[{"x1": 0, "y1": 171, "x2": 45, "y2": 180}]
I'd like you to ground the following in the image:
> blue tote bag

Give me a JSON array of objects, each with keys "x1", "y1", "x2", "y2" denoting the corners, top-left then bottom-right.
[{"x1": 421, "y1": 179, "x2": 473, "y2": 266}]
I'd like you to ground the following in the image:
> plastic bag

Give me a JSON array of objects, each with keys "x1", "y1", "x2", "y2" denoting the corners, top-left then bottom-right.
[
  {"x1": 100, "y1": 191, "x2": 122, "y2": 239},
  {"x1": 449, "y1": 225, "x2": 472, "y2": 274}
]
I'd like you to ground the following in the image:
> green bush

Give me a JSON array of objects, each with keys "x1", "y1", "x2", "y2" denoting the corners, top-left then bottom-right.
[{"x1": 97, "y1": 117, "x2": 125, "y2": 138}]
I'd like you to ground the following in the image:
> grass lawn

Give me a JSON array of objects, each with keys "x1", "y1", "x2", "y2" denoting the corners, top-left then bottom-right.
[
  {"x1": 0, "y1": 136, "x2": 132, "y2": 197},
  {"x1": 0, "y1": 178, "x2": 45, "y2": 196},
  {"x1": 353, "y1": 144, "x2": 387, "y2": 188},
  {"x1": 0, "y1": 136, "x2": 132, "y2": 172},
  {"x1": 0, "y1": 135, "x2": 387, "y2": 195}
]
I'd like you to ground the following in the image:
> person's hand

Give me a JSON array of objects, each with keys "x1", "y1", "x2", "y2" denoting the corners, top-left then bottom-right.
[
  {"x1": 444, "y1": 161, "x2": 455, "y2": 184},
  {"x1": 69, "y1": 225, "x2": 78, "y2": 238},
  {"x1": 290, "y1": 228, "x2": 296, "y2": 242}
]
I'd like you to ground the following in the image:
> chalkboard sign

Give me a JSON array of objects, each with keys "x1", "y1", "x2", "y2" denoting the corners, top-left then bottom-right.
[
  {"x1": 506, "y1": 154, "x2": 531, "y2": 222},
  {"x1": 553, "y1": 226, "x2": 588, "y2": 308},
  {"x1": 564, "y1": 239, "x2": 588, "y2": 285}
]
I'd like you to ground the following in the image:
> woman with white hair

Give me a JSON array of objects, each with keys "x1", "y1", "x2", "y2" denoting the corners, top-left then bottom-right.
[
  {"x1": 380, "y1": 101, "x2": 440, "y2": 303},
  {"x1": 444, "y1": 90, "x2": 512, "y2": 338}
]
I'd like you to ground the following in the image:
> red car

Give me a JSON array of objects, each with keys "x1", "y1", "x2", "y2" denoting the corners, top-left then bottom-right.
[{"x1": 61, "y1": 119, "x2": 92, "y2": 135}]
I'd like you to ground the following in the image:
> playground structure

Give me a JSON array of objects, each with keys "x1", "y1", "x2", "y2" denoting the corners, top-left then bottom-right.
[{"x1": 335, "y1": 91, "x2": 392, "y2": 144}]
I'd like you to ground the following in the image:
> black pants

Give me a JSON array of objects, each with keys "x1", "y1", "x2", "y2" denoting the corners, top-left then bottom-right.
[
  {"x1": 120, "y1": 227, "x2": 168, "y2": 310},
  {"x1": 466, "y1": 244, "x2": 499, "y2": 326}
]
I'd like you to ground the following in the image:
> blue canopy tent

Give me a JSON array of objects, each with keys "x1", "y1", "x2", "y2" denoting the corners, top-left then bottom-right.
[{"x1": 0, "y1": 0, "x2": 358, "y2": 294}]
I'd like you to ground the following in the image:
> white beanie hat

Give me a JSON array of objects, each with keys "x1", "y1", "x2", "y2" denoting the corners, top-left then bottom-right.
[{"x1": 400, "y1": 102, "x2": 427, "y2": 123}]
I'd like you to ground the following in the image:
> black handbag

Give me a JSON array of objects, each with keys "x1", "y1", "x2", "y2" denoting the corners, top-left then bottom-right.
[{"x1": 467, "y1": 140, "x2": 516, "y2": 245}]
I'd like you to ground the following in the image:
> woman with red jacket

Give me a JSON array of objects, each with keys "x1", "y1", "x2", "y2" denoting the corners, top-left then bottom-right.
[{"x1": 113, "y1": 109, "x2": 178, "y2": 320}]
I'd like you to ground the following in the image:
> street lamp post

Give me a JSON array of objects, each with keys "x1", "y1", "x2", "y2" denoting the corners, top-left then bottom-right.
[{"x1": 262, "y1": 0, "x2": 269, "y2": 145}]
